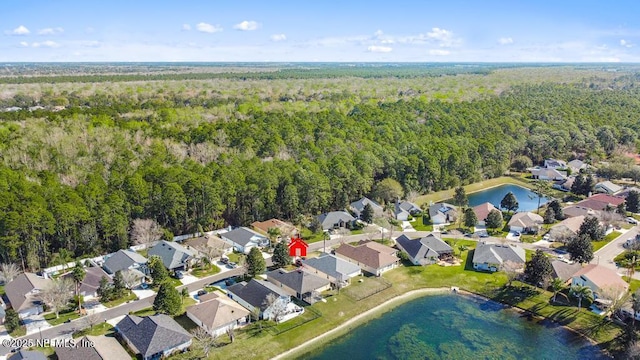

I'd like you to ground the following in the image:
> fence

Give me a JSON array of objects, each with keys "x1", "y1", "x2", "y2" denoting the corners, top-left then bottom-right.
[
  {"x1": 343, "y1": 276, "x2": 392, "y2": 301},
  {"x1": 265, "y1": 304, "x2": 322, "y2": 336}
]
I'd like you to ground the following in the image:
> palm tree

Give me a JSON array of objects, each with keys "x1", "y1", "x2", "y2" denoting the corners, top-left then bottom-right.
[
  {"x1": 550, "y1": 278, "x2": 565, "y2": 303},
  {"x1": 570, "y1": 285, "x2": 594, "y2": 309},
  {"x1": 72, "y1": 262, "x2": 85, "y2": 313},
  {"x1": 267, "y1": 227, "x2": 282, "y2": 249}
]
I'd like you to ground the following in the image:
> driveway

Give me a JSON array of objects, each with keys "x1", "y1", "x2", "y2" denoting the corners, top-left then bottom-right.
[
  {"x1": 402, "y1": 221, "x2": 416, "y2": 232},
  {"x1": 591, "y1": 226, "x2": 637, "y2": 273}
]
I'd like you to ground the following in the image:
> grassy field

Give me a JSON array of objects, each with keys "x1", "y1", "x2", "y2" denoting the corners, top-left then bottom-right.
[
  {"x1": 414, "y1": 176, "x2": 534, "y2": 206},
  {"x1": 593, "y1": 231, "x2": 622, "y2": 252},
  {"x1": 45, "y1": 308, "x2": 82, "y2": 326},
  {"x1": 213, "y1": 239, "x2": 620, "y2": 360},
  {"x1": 102, "y1": 290, "x2": 138, "y2": 308},
  {"x1": 72, "y1": 322, "x2": 114, "y2": 338},
  {"x1": 191, "y1": 264, "x2": 221, "y2": 278}
]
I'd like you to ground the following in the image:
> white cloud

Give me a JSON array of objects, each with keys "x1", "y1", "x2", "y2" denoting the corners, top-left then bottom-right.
[
  {"x1": 396, "y1": 27, "x2": 460, "y2": 47},
  {"x1": 79, "y1": 40, "x2": 100, "y2": 47},
  {"x1": 32, "y1": 41, "x2": 60, "y2": 48},
  {"x1": 196, "y1": 22, "x2": 223, "y2": 33},
  {"x1": 38, "y1": 27, "x2": 64, "y2": 35},
  {"x1": 620, "y1": 39, "x2": 634, "y2": 48},
  {"x1": 429, "y1": 49, "x2": 450, "y2": 56},
  {"x1": 374, "y1": 30, "x2": 384, "y2": 37},
  {"x1": 498, "y1": 37, "x2": 514, "y2": 45},
  {"x1": 182, "y1": 24, "x2": 191, "y2": 31},
  {"x1": 6, "y1": 25, "x2": 30, "y2": 35},
  {"x1": 233, "y1": 21, "x2": 259, "y2": 31},
  {"x1": 367, "y1": 45, "x2": 392, "y2": 53},
  {"x1": 270, "y1": 34, "x2": 286, "y2": 42},
  {"x1": 19, "y1": 41, "x2": 29, "y2": 47}
]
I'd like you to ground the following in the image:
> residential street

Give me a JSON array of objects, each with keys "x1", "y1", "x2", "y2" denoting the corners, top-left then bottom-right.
[
  {"x1": 591, "y1": 226, "x2": 639, "y2": 278},
  {"x1": 0, "y1": 268, "x2": 245, "y2": 357}
]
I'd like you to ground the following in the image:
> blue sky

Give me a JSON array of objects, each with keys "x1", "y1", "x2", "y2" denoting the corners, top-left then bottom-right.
[{"x1": 2, "y1": 0, "x2": 640, "y2": 62}]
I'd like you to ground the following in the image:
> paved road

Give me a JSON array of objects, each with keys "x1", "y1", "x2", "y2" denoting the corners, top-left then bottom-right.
[
  {"x1": 591, "y1": 226, "x2": 639, "y2": 277},
  {"x1": 0, "y1": 268, "x2": 245, "y2": 356}
]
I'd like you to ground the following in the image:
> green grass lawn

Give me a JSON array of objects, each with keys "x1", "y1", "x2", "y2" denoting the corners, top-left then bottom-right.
[
  {"x1": 73, "y1": 323, "x2": 114, "y2": 338},
  {"x1": 130, "y1": 307, "x2": 156, "y2": 317},
  {"x1": 102, "y1": 290, "x2": 138, "y2": 308},
  {"x1": 45, "y1": 308, "x2": 82, "y2": 326},
  {"x1": 623, "y1": 277, "x2": 640, "y2": 293},
  {"x1": 191, "y1": 264, "x2": 221, "y2": 278},
  {"x1": 300, "y1": 227, "x2": 327, "y2": 244},
  {"x1": 27, "y1": 346, "x2": 54, "y2": 357},
  {"x1": 174, "y1": 313, "x2": 199, "y2": 332},
  {"x1": 593, "y1": 231, "x2": 622, "y2": 252},
  {"x1": 9, "y1": 325, "x2": 26, "y2": 338},
  {"x1": 227, "y1": 252, "x2": 246, "y2": 264},
  {"x1": 0, "y1": 285, "x2": 5, "y2": 296},
  {"x1": 410, "y1": 216, "x2": 434, "y2": 231}
]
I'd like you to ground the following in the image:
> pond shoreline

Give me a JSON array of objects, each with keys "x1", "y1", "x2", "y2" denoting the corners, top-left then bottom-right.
[{"x1": 273, "y1": 286, "x2": 610, "y2": 360}]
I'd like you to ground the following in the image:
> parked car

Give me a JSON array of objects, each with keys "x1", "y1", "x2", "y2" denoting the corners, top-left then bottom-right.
[
  {"x1": 174, "y1": 270, "x2": 184, "y2": 279},
  {"x1": 220, "y1": 257, "x2": 229, "y2": 264},
  {"x1": 513, "y1": 231, "x2": 521, "y2": 236},
  {"x1": 227, "y1": 262, "x2": 238, "y2": 269},
  {"x1": 197, "y1": 289, "x2": 207, "y2": 296},
  {"x1": 627, "y1": 217, "x2": 639, "y2": 225}
]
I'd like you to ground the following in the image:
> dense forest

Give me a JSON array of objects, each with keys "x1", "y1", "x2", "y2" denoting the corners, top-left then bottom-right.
[{"x1": 0, "y1": 64, "x2": 639, "y2": 270}]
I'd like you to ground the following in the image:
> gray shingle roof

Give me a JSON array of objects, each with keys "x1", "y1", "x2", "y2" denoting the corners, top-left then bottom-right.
[
  {"x1": 221, "y1": 227, "x2": 268, "y2": 247},
  {"x1": 428, "y1": 203, "x2": 457, "y2": 219},
  {"x1": 63, "y1": 266, "x2": 111, "y2": 297},
  {"x1": 317, "y1": 211, "x2": 356, "y2": 231},
  {"x1": 148, "y1": 240, "x2": 194, "y2": 270},
  {"x1": 394, "y1": 201, "x2": 420, "y2": 217},
  {"x1": 267, "y1": 268, "x2": 330, "y2": 294},
  {"x1": 472, "y1": 242, "x2": 525, "y2": 266},
  {"x1": 395, "y1": 234, "x2": 453, "y2": 265},
  {"x1": 103, "y1": 249, "x2": 148, "y2": 274},
  {"x1": 550, "y1": 260, "x2": 582, "y2": 282},
  {"x1": 7, "y1": 350, "x2": 47, "y2": 360},
  {"x1": 5, "y1": 273, "x2": 51, "y2": 312},
  {"x1": 302, "y1": 254, "x2": 361, "y2": 282},
  {"x1": 116, "y1": 314, "x2": 192, "y2": 358},
  {"x1": 226, "y1": 279, "x2": 289, "y2": 310},
  {"x1": 350, "y1": 197, "x2": 383, "y2": 213}
]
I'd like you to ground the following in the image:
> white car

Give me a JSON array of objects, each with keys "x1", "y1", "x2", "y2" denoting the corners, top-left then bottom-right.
[{"x1": 626, "y1": 217, "x2": 639, "y2": 225}]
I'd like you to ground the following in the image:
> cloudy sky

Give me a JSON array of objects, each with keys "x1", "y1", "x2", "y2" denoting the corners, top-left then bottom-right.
[{"x1": 2, "y1": 0, "x2": 640, "y2": 62}]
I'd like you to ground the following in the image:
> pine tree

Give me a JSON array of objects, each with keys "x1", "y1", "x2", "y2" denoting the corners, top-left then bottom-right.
[
  {"x1": 153, "y1": 283, "x2": 182, "y2": 315},
  {"x1": 543, "y1": 207, "x2": 556, "y2": 224},
  {"x1": 5, "y1": 308, "x2": 19, "y2": 333},
  {"x1": 361, "y1": 203, "x2": 374, "y2": 223},
  {"x1": 463, "y1": 208, "x2": 478, "y2": 229},
  {"x1": 548, "y1": 200, "x2": 563, "y2": 220},
  {"x1": 485, "y1": 209, "x2": 503, "y2": 231},
  {"x1": 97, "y1": 276, "x2": 113, "y2": 302},
  {"x1": 149, "y1": 255, "x2": 168, "y2": 285},
  {"x1": 571, "y1": 174, "x2": 585, "y2": 195},
  {"x1": 272, "y1": 242, "x2": 292, "y2": 268},
  {"x1": 567, "y1": 234, "x2": 594, "y2": 264},
  {"x1": 247, "y1": 247, "x2": 266, "y2": 277},
  {"x1": 627, "y1": 190, "x2": 640, "y2": 214},
  {"x1": 578, "y1": 216, "x2": 604, "y2": 241},
  {"x1": 500, "y1": 192, "x2": 519, "y2": 213},
  {"x1": 524, "y1": 249, "x2": 553, "y2": 286},
  {"x1": 453, "y1": 186, "x2": 468, "y2": 207},
  {"x1": 113, "y1": 270, "x2": 126, "y2": 296}
]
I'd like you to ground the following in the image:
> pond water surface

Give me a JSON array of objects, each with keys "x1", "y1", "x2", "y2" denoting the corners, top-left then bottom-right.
[{"x1": 468, "y1": 184, "x2": 548, "y2": 212}]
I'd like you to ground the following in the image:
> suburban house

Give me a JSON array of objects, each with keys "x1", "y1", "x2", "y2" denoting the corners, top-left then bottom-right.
[
  {"x1": 575, "y1": 194, "x2": 625, "y2": 212},
  {"x1": 550, "y1": 260, "x2": 582, "y2": 282},
  {"x1": 148, "y1": 240, "x2": 194, "y2": 271},
  {"x1": 548, "y1": 215, "x2": 586, "y2": 242},
  {"x1": 553, "y1": 177, "x2": 575, "y2": 192},
  {"x1": 7, "y1": 350, "x2": 47, "y2": 360},
  {"x1": 507, "y1": 212, "x2": 544, "y2": 234},
  {"x1": 103, "y1": 249, "x2": 148, "y2": 276},
  {"x1": 55, "y1": 335, "x2": 130, "y2": 360},
  {"x1": 571, "y1": 264, "x2": 629, "y2": 298},
  {"x1": 349, "y1": 197, "x2": 385, "y2": 219},
  {"x1": 334, "y1": 240, "x2": 399, "y2": 276},
  {"x1": 316, "y1": 211, "x2": 356, "y2": 231},
  {"x1": 568, "y1": 159, "x2": 587, "y2": 173},
  {"x1": 562, "y1": 205, "x2": 599, "y2": 219},
  {"x1": 4, "y1": 273, "x2": 51, "y2": 318},
  {"x1": 428, "y1": 202, "x2": 458, "y2": 225},
  {"x1": 251, "y1": 219, "x2": 299, "y2": 239},
  {"x1": 393, "y1": 200, "x2": 421, "y2": 221},
  {"x1": 288, "y1": 237, "x2": 308, "y2": 258},
  {"x1": 301, "y1": 254, "x2": 362, "y2": 287},
  {"x1": 595, "y1": 181, "x2": 623, "y2": 195},
  {"x1": 183, "y1": 234, "x2": 232, "y2": 258},
  {"x1": 226, "y1": 279, "x2": 300, "y2": 322},
  {"x1": 472, "y1": 202, "x2": 499, "y2": 226},
  {"x1": 186, "y1": 292, "x2": 249, "y2": 337},
  {"x1": 544, "y1": 159, "x2": 568, "y2": 169},
  {"x1": 618, "y1": 187, "x2": 640, "y2": 199},
  {"x1": 115, "y1": 314, "x2": 192, "y2": 360},
  {"x1": 267, "y1": 268, "x2": 331, "y2": 304},
  {"x1": 530, "y1": 167, "x2": 567, "y2": 181},
  {"x1": 472, "y1": 242, "x2": 526, "y2": 272},
  {"x1": 395, "y1": 233, "x2": 453, "y2": 266},
  {"x1": 64, "y1": 266, "x2": 112, "y2": 298},
  {"x1": 220, "y1": 227, "x2": 270, "y2": 254}
]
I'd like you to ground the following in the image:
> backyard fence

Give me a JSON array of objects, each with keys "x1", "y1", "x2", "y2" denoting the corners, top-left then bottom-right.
[{"x1": 343, "y1": 276, "x2": 392, "y2": 301}]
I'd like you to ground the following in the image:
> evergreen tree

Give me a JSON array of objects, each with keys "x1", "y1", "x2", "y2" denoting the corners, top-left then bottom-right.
[
  {"x1": 153, "y1": 283, "x2": 182, "y2": 315},
  {"x1": 97, "y1": 276, "x2": 113, "y2": 302},
  {"x1": 72, "y1": 262, "x2": 86, "y2": 312},
  {"x1": 272, "y1": 241, "x2": 292, "y2": 268},
  {"x1": 571, "y1": 174, "x2": 585, "y2": 195},
  {"x1": 485, "y1": 209, "x2": 503, "y2": 231},
  {"x1": 361, "y1": 203, "x2": 374, "y2": 223},
  {"x1": 524, "y1": 249, "x2": 553, "y2": 286},
  {"x1": 582, "y1": 175, "x2": 595, "y2": 196},
  {"x1": 149, "y1": 255, "x2": 168, "y2": 285},
  {"x1": 500, "y1": 192, "x2": 519, "y2": 213},
  {"x1": 453, "y1": 186, "x2": 468, "y2": 207},
  {"x1": 617, "y1": 202, "x2": 627, "y2": 216},
  {"x1": 627, "y1": 190, "x2": 640, "y2": 214},
  {"x1": 113, "y1": 270, "x2": 126, "y2": 296},
  {"x1": 463, "y1": 208, "x2": 478, "y2": 229},
  {"x1": 543, "y1": 207, "x2": 556, "y2": 224},
  {"x1": 247, "y1": 247, "x2": 266, "y2": 277},
  {"x1": 578, "y1": 216, "x2": 605, "y2": 241},
  {"x1": 567, "y1": 234, "x2": 594, "y2": 264},
  {"x1": 5, "y1": 308, "x2": 19, "y2": 333},
  {"x1": 548, "y1": 200, "x2": 563, "y2": 220}
]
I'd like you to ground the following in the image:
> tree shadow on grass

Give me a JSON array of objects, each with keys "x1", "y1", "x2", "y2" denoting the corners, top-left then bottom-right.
[{"x1": 490, "y1": 284, "x2": 541, "y2": 304}]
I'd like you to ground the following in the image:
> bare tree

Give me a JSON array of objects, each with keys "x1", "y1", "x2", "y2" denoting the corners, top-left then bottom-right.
[
  {"x1": 502, "y1": 260, "x2": 522, "y2": 287},
  {"x1": 121, "y1": 269, "x2": 140, "y2": 289},
  {"x1": 263, "y1": 293, "x2": 287, "y2": 323},
  {"x1": 362, "y1": 225, "x2": 379, "y2": 241},
  {"x1": 191, "y1": 327, "x2": 218, "y2": 358},
  {"x1": 598, "y1": 211, "x2": 624, "y2": 230},
  {"x1": 83, "y1": 312, "x2": 102, "y2": 330},
  {"x1": 226, "y1": 325, "x2": 235, "y2": 343},
  {"x1": 599, "y1": 286, "x2": 630, "y2": 319},
  {"x1": 40, "y1": 278, "x2": 74, "y2": 319},
  {"x1": 0, "y1": 263, "x2": 20, "y2": 284},
  {"x1": 130, "y1": 218, "x2": 162, "y2": 246},
  {"x1": 406, "y1": 189, "x2": 420, "y2": 203}
]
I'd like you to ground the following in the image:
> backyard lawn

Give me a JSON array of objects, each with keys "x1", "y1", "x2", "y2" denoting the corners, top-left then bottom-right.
[{"x1": 102, "y1": 290, "x2": 138, "y2": 308}]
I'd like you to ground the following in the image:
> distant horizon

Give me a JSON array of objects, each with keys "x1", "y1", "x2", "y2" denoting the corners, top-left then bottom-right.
[
  {"x1": 2, "y1": 61, "x2": 640, "y2": 65},
  {"x1": 3, "y1": 1, "x2": 640, "y2": 62}
]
